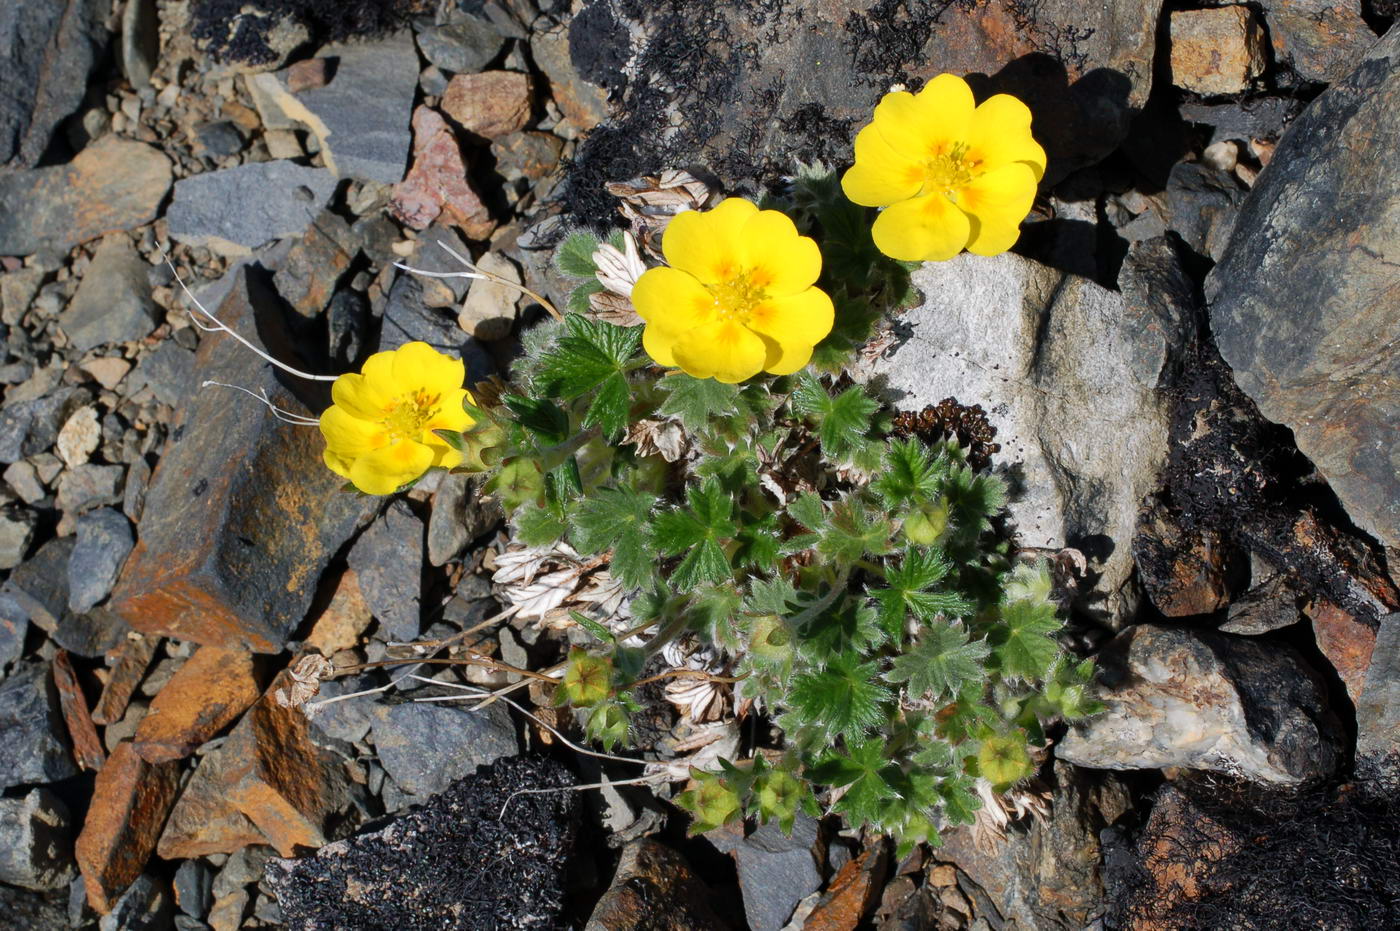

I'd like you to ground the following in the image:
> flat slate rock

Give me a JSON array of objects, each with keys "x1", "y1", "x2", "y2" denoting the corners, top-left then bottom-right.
[
  {"x1": 0, "y1": 788, "x2": 75, "y2": 892},
  {"x1": 0, "y1": 136, "x2": 172, "y2": 256},
  {"x1": 165, "y1": 161, "x2": 338, "y2": 256},
  {"x1": 68, "y1": 508, "x2": 135, "y2": 613},
  {"x1": 369, "y1": 697, "x2": 519, "y2": 801},
  {"x1": 61, "y1": 236, "x2": 160, "y2": 353},
  {"x1": 265, "y1": 756, "x2": 578, "y2": 931},
  {"x1": 346, "y1": 501, "x2": 423, "y2": 643},
  {"x1": 0, "y1": 662, "x2": 79, "y2": 787}
]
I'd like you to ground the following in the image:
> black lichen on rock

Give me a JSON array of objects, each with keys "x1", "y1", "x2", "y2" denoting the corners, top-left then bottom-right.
[
  {"x1": 190, "y1": 0, "x2": 418, "y2": 64},
  {"x1": 264, "y1": 755, "x2": 580, "y2": 931}
]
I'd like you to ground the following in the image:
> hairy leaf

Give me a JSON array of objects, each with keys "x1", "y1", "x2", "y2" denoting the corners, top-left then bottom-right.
[
  {"x1": 570, "y1": 486, "x2": 655, "y2": 589},
  {"x1": 886, "y1": 623, "x2": 990, "y2": 701},
  {"x1": 556, "y1": 230, "x2": 602, "y2": 278},
  {"x1": 659, "y1": 373, "x2": 741, "y2": 432},
  {"x1": 786, "y1": 654, "x2": 890, "y2": 742}
]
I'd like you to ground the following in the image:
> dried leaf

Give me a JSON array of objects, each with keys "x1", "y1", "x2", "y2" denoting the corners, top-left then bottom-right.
[
  {"x1": 587, "y1": 290, "x2": 644, "y2": 327},
  {"x1": 624, "y1": 418, "x2": 689, "y2": 463}
]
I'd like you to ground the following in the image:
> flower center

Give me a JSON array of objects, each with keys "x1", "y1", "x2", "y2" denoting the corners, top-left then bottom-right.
[
  {"x1": 922, "y1": 142, "x2": 976, "y2": 199},
  {"x1": 381, "y1": 390, "x2": 441, "y2": 441},
  {"x1": 706, "y1": 271, "x2": 768, "y2": 324}
]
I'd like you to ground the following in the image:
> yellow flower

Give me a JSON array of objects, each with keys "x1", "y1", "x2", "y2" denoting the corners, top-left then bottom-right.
[
  {"x1": 841, "y1": 73, "x2": 1046, "y2": 263},
  {"x1": 631, "y1": 198, "x2": 834, "y2": 384},
  {"x1": 319, "y1": 341, "x2": 475, "y2": 495}
]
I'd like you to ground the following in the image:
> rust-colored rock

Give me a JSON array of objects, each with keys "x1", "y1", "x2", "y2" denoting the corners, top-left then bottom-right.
[
  {"x1": 1264, "y1": 0, "x2": 1377, "y2": 84},
  {"x1": 158, "y1": 662, "x2": 351, "y2": 858},
  {"x1": 390, "y1": 106, "x2": 495, "y2": 240},
  {"x1": 805, "y1": 844, "x2": 889, "y2": 931},
  {"x1": 1122, "y1": 784, "x2": 1239, "y2": 928},
  {"x1": 1170, "y1": 7, "x2": 1269, "y2": 96},
  {"x1": 586, "y1": 838, "x2": 730, "y2": 930},
  {"x1": 441, "y1": 71, "x2": 533, "y2": 139},
  {"x1": 1133, "y1": 500, "x2": 1242, "y2": 617},
  {"x1": 91, "y1": 634, "x2": 160, "y2": 726},
  {"x1": 133, "y1": 645, "x2": 261, "y2": 763},
  {"x1": 52, "y1": 650, "x2": 105, "y2": 771},
  {"x1": 75, "y1": 741, "x2": 180, "y2": 913},
  {"x1": 285, "y1": 57, "x2": 331, "y2": 93},
  {"x1": 109, "y1": 268, "x2": 370, "y2": 652},
  {"x1": 303, "y1": 569, "x2": 372, "y2": 656},
  {"x1": 1306, "y1": 599, "x2": 1377, "y2": 705}
]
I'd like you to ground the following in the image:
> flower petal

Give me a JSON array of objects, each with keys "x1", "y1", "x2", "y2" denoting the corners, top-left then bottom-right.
[
  {"x1": 348, "y1": 440, "x2": 434, "y2": 495},
  {"x1": 966, "y1": 94, "x2": 1046, "y2": 180},
  {"x1": 423, "y1": 387, "x2": 475, "y2": 434},
  {"x1": 662, "y1": 198, "x2": 757, "y2": 284},
  {"x1": 642, "y1": 322, "x2": 682, "y2": 367},
  {"x1": 871, "y1": 193, "x2": 972, "y2": 263},
  {"x1": 392, "y1": 340, "x2": 465, "y2": 395},
  {"x1": 320, "y1": 405, "x2": 388, "y2": 457},
  {"x1": 741, "y1": 210, "x2": 822, "y2": 296},
  {"x1": 758, "y1": 333, "x2": 815, "y2": 377},
  {"x1": 330, "y1": 371, "x2": 392, "y2": 421},
  {"x1": 323, "y1": 448, "x2": 355, "y2": 480},
  {"x1": 841, "y1": 123, "x2": 925, "y2": 207},
  {"x1": 747, "y1": 287, "x2": 834, "y2": 350},
  {"x1": 632, "y1": 266, "x2": 716, "y2": 328},
  {"x1": 873, "y1": 74, "x2": 975, "y2": 161},
  {"x1": 670, "y1": 320, "x2": 768, "y2": 384},
  {"x1": 957, "y1": 162, "x2": 1038, "y2": 253}
]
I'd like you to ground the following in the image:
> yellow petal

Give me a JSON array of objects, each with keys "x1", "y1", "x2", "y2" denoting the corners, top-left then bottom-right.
[
  {"x1": 632, "y1": 267, "x2": 716, "y2": 368},
  {"x1": 741, "y1": 210, "x2": 822, "y2": 296},
  {"x1": 966, "y1": 94, "x2": 1046, "y2": 181},
  {"x1": 661, "y1": 198, "x2": 757, "y2": 284},
  {"x1": 758, "y1": 333, "x2": 815, "y2": 376},
  {"x1": 423, "y1": 387, "x2": 474, "y2": 434},
  {"x1": 330, "y1": 371, "x2": 392, "y2": 421},
  {"x1": 671, "y1": 320, "x2": 768, "y2": 384},
  {"x1": 348, "y1": 440, "x2": 434, "y2": 495},
  {"x1": 319, "y1": 405, "x2": 388, "y2": 457},
  {"x1": 391, "y1": 340, "x2": 465, "y2": 395},
  {"x1": 642, "y1": 322, "x2": 681, "y2": 367},
  {"x1": 957, "y1": 162, "x2": 1038, "y2": 249},
  {"x1": 747, "y1": 287, "x2": 834, "y2": 350},
  {"x1": 871, "y1": 193, "x2": 972, "y2": 263},
  {"x1": 425, "y1": 438, "x2": 464, "y2": 470},
  {"x1": 841, "y1": 123, "x2": 925, "y2": 207},
  {"x1": 323, "y1": 448, "x2": 355, "y2": 480},
  {"x1": 873, "y1": 74, "x2": 974, "y2": 161}
]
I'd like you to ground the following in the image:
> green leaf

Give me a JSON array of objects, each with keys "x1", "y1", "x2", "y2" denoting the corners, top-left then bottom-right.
[
  {"x1": 787, "y1": 492, "x2": 826, "y2": 532},
  {"x1": 571, "y1": 486, "x2": 656, "y2": 589},
  {"x1": 821, "y1": 385, "x2": 880, "y2": 454},
  {"x1": 872, "y1": 438, "x2": 943, "y2": 507},
  {"x1": 654, "y1": 480, "x2": 737, "y2": 553},
  {"x1": 671, "y1": 539, "x2": 732, "y2": 589},
  {"x1": 886, "y1": 623, "x2": 990, "y2": 701},
  {"x1": 536, "y1": 315, "x2": 642, "y2": 401},
  {"x1": 785, "y1": 654, "x2": 890, "y2": 742},
  {"x1": 516, "y1": 504, "x2": 567, "y2": 546},
  {"x1": 555, "y1": 231, "x2": 601, "y2": 277},
  {"x1": 504, "y1": 395, "x2": 569, "y2": 445},
  {"x1": 989, "y1": 595, "x2": 1063, "y2": 680},
  {"x1": 796, "y1": 594, "x2": 885, "y2": 659},
  {"x1": 659, "y1": 373, "x2": 741, "y2": 432},
  {"x1": 570, "y1": 611, "x2": 616, "y2": 645},
  {"x1": 733, "y1": 514, "x2": 780, "y2": 571},
  {"x1": 584, "y1": 700, "x2": 630, "y2": 751},
  {"x1": 746, "y1": 577, "x2": 800, "y2": 616},
  {"x1": 938, "y1": 774, "x2": 983, "y2": 825},
  {"x1": 871, "y1": 546, "x2": 973, "y2": 640},
  {"x1": 568, "y1": 279, "x2": 604, "y2": 313},
  {"x1": 583, "y1": 372, "x2": 631, "y2": 439},
  {"x1": 676, "y1": 769, "x2": 742, "y2": 834},
  {"x1": 818, "y1": 496, "x2": 893, "y2": 563},
  {"x1": 809, "y1": 736, "x2": 899, "y2": 826}
]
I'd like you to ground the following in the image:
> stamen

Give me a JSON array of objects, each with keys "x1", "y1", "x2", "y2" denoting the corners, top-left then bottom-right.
[{"x1": 706, "y1": 270, "x2": 768, "y2": 323}]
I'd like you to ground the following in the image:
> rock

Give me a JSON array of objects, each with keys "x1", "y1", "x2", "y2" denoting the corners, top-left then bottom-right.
[
  {"x1": 492, "y1": 131, "x2": 565, "y2": 182},
  {"x1": 1206, "y1": 29, "x2": 1400, "y2": 553},
  {"x1": 1170, "y1": 7, "x2": 1269, "y2": 96},
  {"x1": 5, "y1": 461, "x2": 47, "y2": 505},
  {"x1": 1356, "y1": 612, "x2": 1400, "y2": 776},
  {"x1": 1057, "y1": 624, "x2": 1343, "y2": 784},
  {"x1": 159, "y1": 664, "x2": 353, "y2": 858},
  {"x1": 441, "y1": 71, "x2": 533, "y2": 139},
  {"x1": 266, "y1": 756, "x2": 578, "y2": 930},
  {"x1": 59, "y1": 237, "x2": 160, "y2": 351},
  {"x1": 129, "y1": 340, "x2": 196, "y2": 407},
  {"x1": 3, "y1": 536, "x2": 75, "y2": 632},
  {"x1": 457, "y1": 252, "x2": 520, "y2": 341},
  {"x1": 57, "y1": 463, "x2": 124, "y2": 513},
  {"x1": 207, "y1": 888, "x2": 249, "y2": 931},
  {"x1": 1305, "y1": 598, "x2": 1377, "y2": 705},
  {"x1": 132, "y1": 645, "x2": 261, "y2": 763},
  {"x1": 347, "y1": 501, "x2": 424, "y2": 643},
  {"x1": 81, "y1": 357, "x2": 133, "y2": 392},
  {"x1": 1219, "y1": 570, "x2": 1303, "y2": 634},
  {"x1": 863, "y1": 240, "x2": 1191, "y2": 626},
  {"x1": 389, "y1": 106, "x2": 496, "y2": 239},
  {"x1": 165, "y1": 161, "x2": 338, "y2": 256},
  {"x1": 0, "y1": 883, "x2": 69, "y2": 930},
  {"x1": 1164, "y1": 161, "x2": 1245, "y2": 261},
  {"x1": 0, "y1": 661, "x2": 78, "y2": 787},
  {"x1": 414, "y1": 17, "x2": 504, "y2": 74},
  {"x1": 0, "y1": 508, "x2": 36, "y2": 568},
  {"x1": 304, "y1": 675, "x2": 375, "y2": 745},
  {"x1": 0, "y1": 386, "x2": 89, "y2": 464},
  {"x1": 708, "y1": 816, "x2": 822, "y2": 931},
  {"x1": 56, "y1": 406, "x2": 100, "y2": 467},
  {"x1": 587, "y1": 837, "x2": 735, "y2": 930},
  {"x1": 194, "y1": 121, "x2": 246, "y2": 159},
  {"x1": 68, "y1": 508, "x2": 135, "y2": 613},
  {"x1": 803, "y1": 843, "x2": 889, "y2": 931},
  {"x1": 51, "y1": 649, "x2": 105, "y2": 771},
  {"x1": 427, "y1": 472, "x2": 497, "y2": 566},
  {"x1": 1133, "y1": 499, "x2": 1243, "y2": 617},
  {"x1": 0, "y1": 594, "x2": 25, "y2": 670},
  {"x1": 0, "y1": 789, "x2": 75, "y2": 892},
  {"x1": 192, "y1": 2, "x2": 310, "y2": 70},
  {"x1": 303, "y1": 570, "x2": 372, "y2": 656},
  {"x1": 1, "y1": 265, "x2": 44, "y2": 324},
  {"x1": 173, "y1": 859, "x2": 214, "y2": 919},
  {"x1": 529, "y1": 24, "x2": 611, "y2": 135},
  {"x1": 258, "y1": 32, "x2": 419, "y2": 183},
  {"x1": 272, "y1": 210, "x2": 357, "y2": 319},
  {"x1": 91, "y1": 633, "x2": 160, "y2": 726},
  {"x1": 98, "y1": 873, "x2": 172, "y2": 931},
  {"x1": 1260, "y1": 0, "x2": 1378, "y2": 84},
  {"x1": 370, "y1": 695, "x2": 518, "y2": 801},
  {"x1": 1, "y1": 0, "x2": 108, "y2": 167},
  {"x1": 110, "y1": 266, "x2": 371, "y2": 652},
  {"x1": 285, "y1": 58, "x2": 331, "y2": 94},
  {"x1": 75, "y1": 742, "x2": 181, "y2": 912},
  {"x1": 0, "y1": 136, "x2": 172, "y2": 256},
  {"x1": 379, "y1": 270, "x2": 495, "y2": 380},
  {"x1": 326, "y1": 288, "x2": 370, "y2": 367},
  {"x1": 119, "y1": 0, "x2": 159, "y2": 91},
  {"x1": 53, "y1": 607, "x2": 130, "y2": 659}
]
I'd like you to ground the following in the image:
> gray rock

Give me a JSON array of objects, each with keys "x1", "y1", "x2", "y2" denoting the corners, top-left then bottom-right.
[
  {"x1": 60, "y1": 237, "x2": 160, "y2": 351},
  {"x1": 53, "y1": 607, "x2": 130, "y2": 658},
  {"x1": 379, "y1": 272, "x2": 494, "y2": 382},
  {"x1": 2, "y1": 536, "x2": 75, "y2": 633},
  {"x1": 120, "y1": 0, "x2": 159, "y2": 91},
  {"x1": 1, "y1": 266, "x2": 45, "y2": 324},
  {"x1": 0, "y1": 387, "x2": 89, "y2": 464},
  {"x1": 1218, "y1": 571, "x2": 1302, "y2": 635},
  {"x1": 56, "y1": 463, "x2": 124, "y2": 513},
  {"x1": 1164, "y1": 161, "x2": 1244, "y2": 262},
  {"x1": 307, "y1": 676, "x2": 376, "y2": 744},
  {"x1": 0, "y1": 508, "x2": 36, "y2": 568},
  {"x1": 130, "y1": 340, "x2": 196, "y2": 407},
  {"x1": 1258, "y1": 0, "x2": 1378, "y2": 84},
  {"x1": 708, "y1": 816, "x2": 822, "y2": 931},
  {"x1": 0, "y1": 662, "x2": 78, "y2": 787},
  {"x1": 370, "y1": 698, "x2": 518, "y2": 801},
  {"x1": 1206, "y1": 29, "x2": 1400, "y2": 552},
  {"x1": 194, "y1": 120, "x2": 246, "y2": 158},
  {"x1": 67, "y1": 508, "x2": 135, "y2": 612},
  {"x1": 1057, "y1": 624, "x2": 1343, "y2": 785},
  {"x1": 326, "y1": 288, "x2": 370, "y2": 368},
  {"x1": 427, "y1": 472, "x2": 498, "y2": 566},
  {"x1": 173, "y1": 858, "x2": 214, "y2": 918},
  {"x1": 414, "y1": 17, "x2": 504, "y2": 74},
  {"x1": 0, "y1": 788, "x2": 74, "y2": 891},
  {"x1": 0, "y1": 882, "x2": 69, "y2": 930},
  {"x1": 0, "y1": 593, "x2": 25, "y2": 670},
  {"x1": 99, "y1": 873, "x2": 172, "y2": 931},
  {"x1": 165, "y1": 161, "x2": 338, "y2": 255},
  {"x1": 348, "y1": 501, "x2": 424, "y2": 642},
  {"x1": 1356, "y1": 612, "x2": 1400, "y2": 778},
  {"x1": 862, "y1": 240, "x2": 1191, "y2": 626},
  {"x1": 1, "y1": 0, "x2": 108, "y2": 167},
  {"x1": 272, "y1": 32, "x2": 420, "y2": 183}
]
